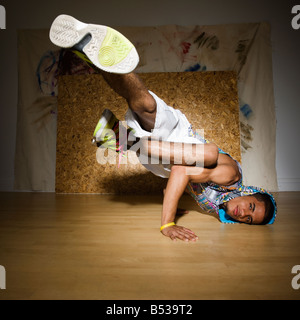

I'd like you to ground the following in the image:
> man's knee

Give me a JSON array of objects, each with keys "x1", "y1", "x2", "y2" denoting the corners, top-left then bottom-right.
[
  {"x1": 129, "y1": 92, "x2": 156, "y2": 115},
  {"x1": 204, "y1": 143, "x2": 219, "y2": 167},
  {"x1": 129, "y1": 92, "x2": 157, "y2": 131}
]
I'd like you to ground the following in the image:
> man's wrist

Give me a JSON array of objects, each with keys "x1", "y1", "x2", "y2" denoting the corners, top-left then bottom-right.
[{"x1": 160, "y1": 222, "x2": 176, "y2": 231}]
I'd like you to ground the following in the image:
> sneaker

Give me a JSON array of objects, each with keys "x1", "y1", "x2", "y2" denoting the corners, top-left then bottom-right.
[
  {"x1": 49, "y1": 14, "x2": 139, "y2": 74},
  {"x1": 92, "y1": 109, "x2": 133, "y2": 155}
]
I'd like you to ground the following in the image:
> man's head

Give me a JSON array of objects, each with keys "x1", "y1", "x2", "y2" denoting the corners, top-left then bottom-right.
[{"x1": 220, "y1": 192, "x2": 275, "y2": 225}]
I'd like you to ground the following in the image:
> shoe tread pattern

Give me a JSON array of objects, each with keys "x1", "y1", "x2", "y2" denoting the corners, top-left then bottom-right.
[{"x1": 50, "y1": 15, "x2": 83, "y2": 48}]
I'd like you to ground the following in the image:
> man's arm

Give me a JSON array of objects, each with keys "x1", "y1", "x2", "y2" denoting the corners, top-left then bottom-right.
[
  {"x1": 188, "y1": 153, "x2": 241, "y2": 186},
  {"x1": 161, "y1": 154, "x2": 241, "y2": 241},
  {"x1": 161, "y1": 165, "x2": 198, "y2": 241}
]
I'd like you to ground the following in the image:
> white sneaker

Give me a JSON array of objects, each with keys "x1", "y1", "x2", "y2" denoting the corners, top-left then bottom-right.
[{"x1": 49, "y1": 14, "x2": 139, "y2": 74}]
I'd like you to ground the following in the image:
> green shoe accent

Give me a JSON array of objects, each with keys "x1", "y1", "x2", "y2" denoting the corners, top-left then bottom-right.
[
  {"x1": 93, "y1": 120, "x2": 103, "y2": 137},
  {"x1": 98, "y1": 27, "x2": 133, "y2": 67},
  {"x1": 72, "y1": 50, "x2": 93, "y2": 64}
]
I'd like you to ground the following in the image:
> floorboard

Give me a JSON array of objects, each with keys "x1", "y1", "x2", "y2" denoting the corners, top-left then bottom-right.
[{"x1": 0, "y1": 192, "x2": 299, "y2": 300}]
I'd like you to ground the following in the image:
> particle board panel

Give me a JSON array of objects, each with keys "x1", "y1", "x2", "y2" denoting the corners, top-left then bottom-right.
[{"x1": 56, "y1": 72, "x2": 240, "y2": 194}]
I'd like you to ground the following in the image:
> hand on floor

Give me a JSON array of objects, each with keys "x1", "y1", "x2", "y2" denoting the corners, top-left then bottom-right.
[{"x1": 161, "y1": 225, "x2": 198, "y2": 242}]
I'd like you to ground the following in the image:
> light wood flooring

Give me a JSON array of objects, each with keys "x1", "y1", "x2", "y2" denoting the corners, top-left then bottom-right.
[{"x1": 0, "y1": 191, "x2": 299, "y2": 300}]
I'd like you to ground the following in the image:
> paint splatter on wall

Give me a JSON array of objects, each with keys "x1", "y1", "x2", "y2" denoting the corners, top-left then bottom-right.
[
  {"x1": 194, "y1": 32, "x2": 219, "y2": 50},
  {"x1": 185, "y1": 63, "x2": 206, "y2": 72}
]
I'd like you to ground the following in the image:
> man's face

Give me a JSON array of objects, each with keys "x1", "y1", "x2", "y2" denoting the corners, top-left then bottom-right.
[{"x1": 223, "y1": 195, "x2": 265, "y2": 224}]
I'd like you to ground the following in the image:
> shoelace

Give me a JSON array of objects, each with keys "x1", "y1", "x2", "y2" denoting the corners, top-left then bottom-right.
[{"x1": 117, "y1": 144, "x2": 125, "y2": 168}]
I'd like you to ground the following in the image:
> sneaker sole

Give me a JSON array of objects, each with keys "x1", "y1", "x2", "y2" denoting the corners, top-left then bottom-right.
[{"x1": 49, "y1": 14, "x2": 139, "y2": 74}]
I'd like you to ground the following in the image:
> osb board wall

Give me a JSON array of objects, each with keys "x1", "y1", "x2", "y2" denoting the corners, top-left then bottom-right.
[{"x1": 56, "y1": 72, "x2": 240, "y2": 194}]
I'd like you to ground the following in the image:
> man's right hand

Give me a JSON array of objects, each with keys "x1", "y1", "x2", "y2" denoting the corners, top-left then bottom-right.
[{"x1": 161, "y1": 225, "x2": 198, "y2": 242}]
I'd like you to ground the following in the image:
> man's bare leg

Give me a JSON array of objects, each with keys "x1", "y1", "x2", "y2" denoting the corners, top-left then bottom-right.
[
  {"x1": 139, "y1": 138, "x2": 219, "y2": 167},
  {"x1": 100, "y1": 72, "x2": 157, "y2": 132},
  {"x1": 100, "y1": 71, "x2": 219, "y2": 168}
]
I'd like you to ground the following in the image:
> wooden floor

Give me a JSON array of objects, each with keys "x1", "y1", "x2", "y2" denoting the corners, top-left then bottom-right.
[{"x1": 0, "y1": 191, "x2": 299, "y2": 300}]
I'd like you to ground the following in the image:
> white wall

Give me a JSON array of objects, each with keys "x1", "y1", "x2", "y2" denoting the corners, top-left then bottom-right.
[{"x1": 0, "y1": 0, "x2": 299, "y2": 191}]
